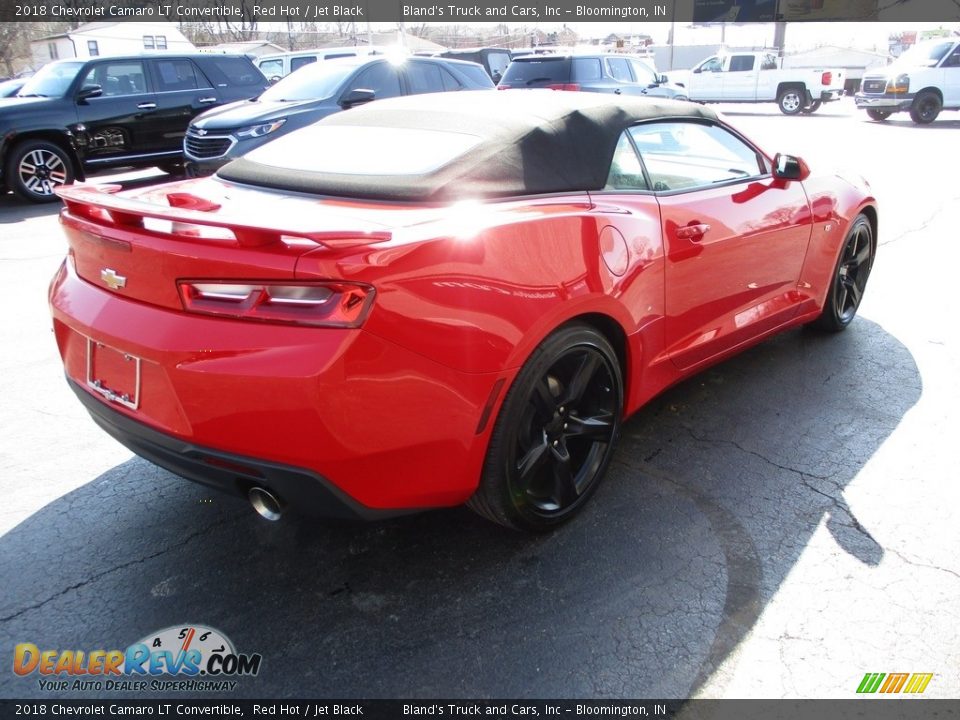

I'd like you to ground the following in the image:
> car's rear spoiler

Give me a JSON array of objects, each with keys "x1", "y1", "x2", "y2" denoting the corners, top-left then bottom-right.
[{"x1": 56, "y1": 184, "x2": 392, "y2": 249}]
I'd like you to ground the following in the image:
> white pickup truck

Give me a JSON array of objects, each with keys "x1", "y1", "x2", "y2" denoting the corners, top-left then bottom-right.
[{"x1": 671, "y1": 51, "x2": 845, "y2": 115}]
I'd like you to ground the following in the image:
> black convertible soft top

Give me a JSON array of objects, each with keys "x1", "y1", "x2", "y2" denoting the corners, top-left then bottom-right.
[{"x1": 217, "y1": 90, "x2": 719, "y2": 202}]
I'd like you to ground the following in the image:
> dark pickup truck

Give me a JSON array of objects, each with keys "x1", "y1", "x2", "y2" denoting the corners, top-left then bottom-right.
[{"x1": 0, "y1": 54, "x2": 266, "y2": 202}]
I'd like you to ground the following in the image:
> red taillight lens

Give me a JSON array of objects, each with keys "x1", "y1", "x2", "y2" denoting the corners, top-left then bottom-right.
[
  {"x1": 177, "y1": 281, "x2": 375, "y2": 328},
  {"x1": 821, "y1": 71, "x2": 832, "y2": 85},
  {"x1": 547, "y1": 83, "x2": 581, "y2": 91},
  {"x1": 497, "y1": 84, "x2": 511, "y2": 90}
]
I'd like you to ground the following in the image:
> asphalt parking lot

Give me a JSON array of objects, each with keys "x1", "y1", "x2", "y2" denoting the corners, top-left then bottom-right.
[{"x1": 1, "y1": 97, "x2": 958, "y2": 700}]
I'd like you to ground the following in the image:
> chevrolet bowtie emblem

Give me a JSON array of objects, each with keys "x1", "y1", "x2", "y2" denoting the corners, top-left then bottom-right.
[
  {"x1": 101, "y1": 268, "x2": 127, "y2": 290},
  {"x1": 195, "y1": 128, "x2": 207, "y2": 135}
]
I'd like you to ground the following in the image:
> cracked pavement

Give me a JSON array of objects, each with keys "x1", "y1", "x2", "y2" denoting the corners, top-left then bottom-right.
[{"x1": 1, "y1": 100, "x2": 958, "y2": 700}]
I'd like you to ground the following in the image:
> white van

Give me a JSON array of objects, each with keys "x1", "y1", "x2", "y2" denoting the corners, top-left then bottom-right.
[{"x1": 257, "y1": 47, "x2": 386, "y2": 82}]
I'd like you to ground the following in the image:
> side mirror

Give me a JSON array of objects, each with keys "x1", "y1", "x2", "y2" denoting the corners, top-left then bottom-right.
[
  {"x1": 268, "y1": 76, "x2": 281, "y2": 85},
  {"x1": 77, "y1": 84, "x2": 102, "y2": 101},
  {"x1": 772, "y1": 153, "x2": 811, "y2": 181},
  {"x1": 339, "y1": 88, "x2": 375, "y2": 109},
  {"x1": 693, "y1": 67, "x2": 702, "y2": 74},
  {"x1": 657, "y1": 74, "x2": 668, "y2": 84}
]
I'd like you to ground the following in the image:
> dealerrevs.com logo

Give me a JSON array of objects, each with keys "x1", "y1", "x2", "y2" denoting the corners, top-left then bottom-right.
[
  {"x1": 857, "y1": 672, "x2": 934, "y2": 695},
  {"x1": 13, "y1": 624, "x2": 262, "y2": 693}
]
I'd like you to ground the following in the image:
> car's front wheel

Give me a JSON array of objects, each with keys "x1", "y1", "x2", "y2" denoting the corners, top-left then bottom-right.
[
  {"x1": 909, "y1": 90, "x2": 942, "y2": 124},
  {"x1": 811, "y1": 214, "x2": 875, "y2": 332},
  {"x1": 866, "y1": 109, "x2": 891, "y2": 121},
  {"x1": 468, "y1": 324, "x2": 623, "y2": 531},
  {"x1": 6, "y1": 140, "x2": 75, "y2": 203}
]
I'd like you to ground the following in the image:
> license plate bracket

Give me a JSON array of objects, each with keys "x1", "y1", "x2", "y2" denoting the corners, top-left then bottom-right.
[{"x1": 86, "y1": 337, "x2": 141, "y2": 411}]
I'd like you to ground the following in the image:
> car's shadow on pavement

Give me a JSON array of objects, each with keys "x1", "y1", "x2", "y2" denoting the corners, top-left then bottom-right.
[{"x1": 0, "y1": 319, "x2": 920, "y2": 699}]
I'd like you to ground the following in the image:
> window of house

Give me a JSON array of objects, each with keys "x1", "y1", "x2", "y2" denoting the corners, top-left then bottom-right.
[
  {"x1": 143, "y1": 36, "x2": 155, "y2": 50},
  {"x1": 156, "y1": 36, "x2": 167, "y2": 50},
  {"x1": 87, "y1": 40, "x2": 99, "y2": 57},
  {"x1": 48, "y1": 43, "x2": 59, "y2": 60}
]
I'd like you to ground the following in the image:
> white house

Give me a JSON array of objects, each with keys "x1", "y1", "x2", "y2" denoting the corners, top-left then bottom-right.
[{"x1": 31, "y1": 22, "x2": 195, "y2": 67}]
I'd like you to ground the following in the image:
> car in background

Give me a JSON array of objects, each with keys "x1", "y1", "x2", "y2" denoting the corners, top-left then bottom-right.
[
  {"x1": 184, "y1": 55, "x2": 494, "y2": 175},
  {"x1": 0, "y1": 78, "x2": 26, "y2": 98},
  {"x1": 498, "y1": 53, "x2": 689, "y2": 100},
  {"x1": 856, "y1": 38, "x2": 960, "y2": 124},
  {"x1": 256, "y1": 47, "x2": 386, "y2": 83},
  {"x1": 51, "y1": 91, "x2": 876, "y2": 531},
  {"x1": 0, "y1": 54, "x2": 266, "y2": 202},
  {"x1": 436, "y1": 47, "x2": 512, "y2": 82}
]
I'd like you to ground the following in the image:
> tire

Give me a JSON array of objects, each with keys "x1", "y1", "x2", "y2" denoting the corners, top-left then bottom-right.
[
  {"x1": 778, "y1": 87, "x2": 805, "y2": 115},
  {"x1": 467, "y1": 323, "x2": 623, "y2": 532},
  {"x1": 5, "y1": 140, "x2": 75, "y2": 203},
  {"x1": 866, "y1": 109, "x2": 891, "y2": 121},
  {"x1": 800, "y1": 100, "x2": 822, "y2": 114},
  {"x1": 909, "y1": 90, "x2": 942, "y2": 124},
  {"x1": 811, "y1": 214, "x2": 875, "y2": 332}
]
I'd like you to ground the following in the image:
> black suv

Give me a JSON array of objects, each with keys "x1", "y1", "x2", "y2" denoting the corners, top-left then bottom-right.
[
  {"x1": 0, "y1": 54, "x2": 266, "y2": 202},
  {"x1": 499, "y1": 54, "x2": 688, "y2": 101}
]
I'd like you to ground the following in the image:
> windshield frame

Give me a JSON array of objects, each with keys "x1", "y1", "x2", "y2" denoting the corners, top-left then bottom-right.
[
  {"x1": 258, "y1": 60, "x2": 368, "y2": 103},
  {"x1": 17, "y1": 60, "x2": 86, "y2": 99},
  {"x1": 891, "y1": 40, "x2": 955, "y2": 69}
]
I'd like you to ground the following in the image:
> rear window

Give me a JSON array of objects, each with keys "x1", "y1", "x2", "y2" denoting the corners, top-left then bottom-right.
[
  {"x1": 501, "y1": 57, "x2": 570, "y2": 86},
  {"x1": 243, "y1": 125, "x2": 482, "y2": 176},
  {"x1": 202, "y1": 57, "x2": 264, "y2": 87}
]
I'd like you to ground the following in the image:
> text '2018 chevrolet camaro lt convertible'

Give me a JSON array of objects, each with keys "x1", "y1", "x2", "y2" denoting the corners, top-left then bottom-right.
[{"x1": 49, "y1": 91, "x2": 877, "y2": 531}]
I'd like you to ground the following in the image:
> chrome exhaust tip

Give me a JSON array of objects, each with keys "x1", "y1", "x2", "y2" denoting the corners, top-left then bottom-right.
[{"x1": 248, "y1": 486, "x2": 284, "y2": 521}]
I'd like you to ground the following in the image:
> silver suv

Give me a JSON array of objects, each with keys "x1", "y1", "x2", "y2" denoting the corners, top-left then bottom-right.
[{"x1": 498, "y1": 54, "x2": 688, "y2": 100}]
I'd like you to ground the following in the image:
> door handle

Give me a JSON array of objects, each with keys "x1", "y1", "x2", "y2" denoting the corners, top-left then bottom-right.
[
  {"x1": 676, "y1": 223, "x2": 711, "y2": 240},
  {"x1": 137, "y1": 102, "x2": 156, "y2": 110},
  {"x1": 198, "y1": 97, "x2": 217, "y2": 104}
]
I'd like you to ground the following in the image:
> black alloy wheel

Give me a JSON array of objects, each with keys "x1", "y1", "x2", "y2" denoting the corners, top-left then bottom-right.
[
  {"x1": 812, "y1": 214, "x2": 875, "y2": 332},
  {"x1": 909, "y1": 91, "x2": 942, "y2": 124},
  {"x1": 469, "y1": 324, "x2": 623, "y2": 531}
]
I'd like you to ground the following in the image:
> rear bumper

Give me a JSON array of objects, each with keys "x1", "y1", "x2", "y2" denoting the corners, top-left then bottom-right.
[
  {"x1": 819, "y1": 88, "x2": 844, "y2": 103},
  {"x1": 69, "y1": 378, "x2": 400, "y2": 521},
  {"x1": 49, "y1": 258, "x2": 502, "y2": 513}
]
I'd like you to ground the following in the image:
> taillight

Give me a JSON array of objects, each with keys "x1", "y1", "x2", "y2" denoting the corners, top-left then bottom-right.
[
  {"x1": 497, "y1": 84, "x2": 511, "y2": 90},
  {"x1": 177, "y1": 281, "x2": 375, "y2": 328},
  {"x1": 547, "y1": 83, "x2": 581, "y2": 91},
  {"x1": 821, "y1": 71, "x2": 832, "y2": 85}
]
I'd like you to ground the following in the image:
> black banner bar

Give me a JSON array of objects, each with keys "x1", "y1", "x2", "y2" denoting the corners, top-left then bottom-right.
[{"x1": 1, "y1": 0, "x2": 959, "y2": 22}]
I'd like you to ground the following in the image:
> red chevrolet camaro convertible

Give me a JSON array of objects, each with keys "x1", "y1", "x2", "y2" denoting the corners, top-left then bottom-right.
[{"x1": 49, "y1": 91, "x2": 876, "y2": 531}]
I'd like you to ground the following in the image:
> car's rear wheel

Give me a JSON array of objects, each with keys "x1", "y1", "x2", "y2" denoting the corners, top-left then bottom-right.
[
  {"x1": 909, "y1": 90, "x2": 942, "y2": 124},
  {"x1": 778, "y1": 88, "x2": 805, "y2": 115},
  {"x1": 811, "y1": 214, "x2": 875, "y2": 332},
  {"x1": 800, "y1": 100, "x2": 822, "y2": 114},
  {"x1": 866, "y1": 109, "x2": 891, "y2": 121},
  {"x1": 6, "y1": 140, "x2": 75, "y2": 203},
  {"x1": 468, "y1": 324, "x2": 623, "y2": 532}
]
